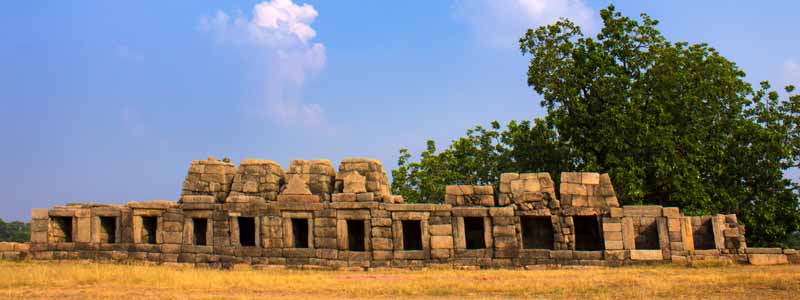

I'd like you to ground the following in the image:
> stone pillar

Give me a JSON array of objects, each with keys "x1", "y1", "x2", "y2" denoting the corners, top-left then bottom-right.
[{"x1": 490, "y1": 206, "x2": 517, "y2": 258}]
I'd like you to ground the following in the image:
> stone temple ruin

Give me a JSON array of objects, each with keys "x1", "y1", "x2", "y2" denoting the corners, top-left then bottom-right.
[{"x1": 14, "y1": 157, "x2": 798, "y2": 269}]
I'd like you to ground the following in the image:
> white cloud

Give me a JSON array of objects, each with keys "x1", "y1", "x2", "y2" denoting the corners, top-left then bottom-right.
[
  {"x1": 784, "y1": 59, "x2": 800, "y2": 85},
  {"x1": 454, "y1": 0, "x2": 599, "y2": 48},
  {"x1": 200, "y1": 0, "x2": 327, "y2": 128}
]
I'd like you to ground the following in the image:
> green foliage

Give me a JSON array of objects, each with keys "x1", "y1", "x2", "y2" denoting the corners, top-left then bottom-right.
[
  {"x1": 0, "y1": 218, "x2": 30, "y2": 243},
  {"x1": 392, "y1": 119, "x2": 574, "y2": 203},
  {"x1": 392, "y1": 5, "x2": 800, "y2": 246}
]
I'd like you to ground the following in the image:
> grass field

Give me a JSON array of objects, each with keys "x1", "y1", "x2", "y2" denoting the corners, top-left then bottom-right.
[{"x1": 0, "y1": 261, "x2": 798, "y2": 300}]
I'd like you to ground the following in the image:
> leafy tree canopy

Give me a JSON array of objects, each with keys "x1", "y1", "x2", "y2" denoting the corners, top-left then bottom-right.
[
  {"x1": 392, "y1": 5, "x2": 800, "y2": 247},
  {"x1": 0, "y1": 219, "x2": 30, "y2": 243}
]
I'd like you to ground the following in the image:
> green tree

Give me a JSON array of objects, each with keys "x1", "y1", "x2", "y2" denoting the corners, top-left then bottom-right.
[
  {"x1": 392, "y1": 119, "x2": 573, "y2": 203},
  {"x1": 0, "y1": 218, "x2": 30, "y2": 243},
  {"x1": 392, "y1": 5, "x2": 800, "y2": 246}
]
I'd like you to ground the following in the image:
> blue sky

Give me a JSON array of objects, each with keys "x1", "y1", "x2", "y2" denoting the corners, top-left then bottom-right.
[{"x1": 1, "y1": 1, "x2": 798, "y2": 221}]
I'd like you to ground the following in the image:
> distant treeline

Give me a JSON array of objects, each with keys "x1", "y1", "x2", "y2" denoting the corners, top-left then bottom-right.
[{"x1": 0, "y1": 219, "x2": 30, "y2": 243}]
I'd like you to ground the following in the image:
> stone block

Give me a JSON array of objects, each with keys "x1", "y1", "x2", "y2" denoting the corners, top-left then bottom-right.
[
  {"x1": 630, "y1": 250, "x2": 663, "y2": 261},
  {"x1": 128, "y1": 200, "x2": 178, "y2": 209},
  {"x1": 667, "y1": 218, "x2": 682, "y2": 232},
  {"x1": 356, "y1": 193, "x2": 375, "y2": 202},
  {"x1": 276, "y1": 194, "x2": 320, "y2": 203},
  {"x1": 451, "y1": 207, "x2": 488, "y2": 217},
  {"x1": 609, "y1": 207, "x2": 623, "y2": 218},
  {"x1": 446, "y1": 185, "x2": 474, "y2": 196},
  {"x1": 385, "y1": 203, "x2": 450, "y2": 211},
  {"x1": 500, "y1": 173, "x2": 519, "y2": 184},
  {"x1": 476, "y1": 195, "x2": 495, "y2": 206},
  {"x1": 372, "y1": 238, "x2": 393, "y2": 250},
  {"x1": 430, "y1": 224, "x2": 453, "y2": 236},
  {"x1": 163, "y1": 232, "x2": 183, "y2": 244},
  {"x1": 473, "y1": 185, "x2": 494, "y2": 195},
  {"x1": 342, "y1": 172, "x2": 367, "y2": 193},
  {"x1": 605, "y1": 250, "x2": 626, "y2": 260},
  {"x1": 496, "y1": 194, "x2": 511, "y2": 206},
  {"x1": 492, "y1": 216, "x2": 515, "y2": 226},
  {"x1": 560, "y1": 172, "x2": 580, "y2": 184},
  {"x1": 622, "y1": 218, "x2": 635, "y2": 250},
  {"x1": 373, "y1": 250, "x2": 393, "y2": 260},
  {"x1": 431, "y1": 236, "x2": 454, "y2": 249},
  {"x1": 662, "y1": 207, "x2": 680, "y2": 218},
  {"x1": 604, "y1": 231, "x2": 622, "y2": 241},
  {"x1": 580, "y1": 173, "x2": 600, "y2": 185},
  {"x1": 15, "y1": 243, "x2": 29, "y2": 252},
  {"x1": 489, "y1": 206, "x2": 514, "y2": 217},
  {"x1": 371, "y1": 227, "x2": 392, "y2": 238},
  {"x1": 670, "y1": 242, "x2": 684, "y2": 251},
  {"x1": 623, "y1": 205, "x2": 662, "y2": 217},
  {"x1": 603, "y1": 223, "x2": 621, "y2": 232},
  {"x1": 371, "y1": 218, "x2": 392, "y2": 227},
  {"x1": 748, "y1": 254, "x2": 789, "y2": 265},
  {"x1": 282, "y1": 176, "x2": 312, "y2": 195},
  {"x1": 604, "y1": 240, "x2": 623, "y2": 250},
  {"x1": 746, "y1": 248, "x2": 784, "y2": 254},
  {"x1": 31, "y1": 208, "x2": 49, "y2": 220},
  {"x1": 431, "y1": 249, "x2": 451, "y2": 259},
  {"x1": 493, "y1": 236, "x2": 516, "y2": 249},
  {"x1": 315, "y1": 238, "x2": 337, "y2": 249},
  {"x1": 492, "y1": 225, "x2": 516, "y2": 236},
  {"x1": 163, "y1": 221, "x2": 182, "y2": 232},
  {"x1": 0, "y1": 243, "x2": 14, "y2": 251},
  {"x1": 550, "y1": 250, "x2": 573, "y2": 259},
  {"x1": 160, "y1": 244, "x2": 182, "y2": 254},
  {"x1": 574, "y1": 251, "x2": 603, "y2": 260}
]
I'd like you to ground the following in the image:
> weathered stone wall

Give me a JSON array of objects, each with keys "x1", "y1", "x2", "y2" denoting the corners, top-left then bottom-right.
[
  {"x1": 181, "y1": 157, "x2": 237, "y2": 203},
  {"x1": 21, "y1": 157, "x2": 797, "y2": 269}
]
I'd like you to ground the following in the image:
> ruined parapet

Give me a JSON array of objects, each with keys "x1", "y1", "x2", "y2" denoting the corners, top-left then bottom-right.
[
  {"x1": 720, "y1": 214, "x2": 746, "y2": 250},
  {"x1": 226, "y1": 159, "x2": 285, "y2": 204},
  {"x1": 332, "y1": 171, "x2": 370, "y2": 202},
  {"x1": 281, "y1": 160, "x2": 335, "y2": 202},
  {"x1": 498, "y1": 173, "x2": 557, "y2": 209},
  {"x1": 180, "y1": 157, "x2": 237, "y2": 203},
  {"x1": 445, "y1": 185, "x2": 494, "y2": 206},
  {"x1": 559, "y1": 172, "x2": 619, "y2": 208},
  {"x1": 277, "y1": 176, "x2": 318, "y2": 203},
  {"x1": 335, "y1": 158, "x2": 391, "y2": 201},
  {"x1": 26, "y1": 157, "x2": 790, "y2": 269}
]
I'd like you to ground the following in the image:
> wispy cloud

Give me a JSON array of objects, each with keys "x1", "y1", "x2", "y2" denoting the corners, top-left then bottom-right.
[
  {"x1": 200, "y1": 0, "x2": 327, "y2": 128},
  {"x1": 784, "y1": 59, "x2": 800, "y2": 86},
  {"x1": 454, "y1": 0, "x2": 599, "y2": 48}
]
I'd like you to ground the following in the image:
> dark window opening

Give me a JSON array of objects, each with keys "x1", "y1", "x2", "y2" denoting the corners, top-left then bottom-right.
[
  {"x1": 52, "y1": 217, "x2": 73, "y2": 243},
  {"x1": 693, "y1": 219, "x2": 716, "y2": 250},
  {"x1": 238, "y1": 217, "x2": 256, "y2": 246},
  {"x1": 142, "y1": 216, "x2": 158, "y2": 244},
  {"x1": 346, "y1": 220, "x2": 366, "y2": 251},
  {"x1": 402, "y1": 220, "x2": 423, "y2": 250},
  {"x1": 464, "y1": 217, "x2": 486, "y2": 249},
  {"x1": 521, "y1": 216, "x2": 554, "y2": 249},
  {"x1": 193, "y1": 218, "x2": 208, "y2": 246},
  {"x1": 574, "y1": 216, "x2": 603, "y2": 251},
  {"x1": 634, "y1": 221, "x2": 660, "y2": 250},
  {"x1": 99, "y1": 217, "x2": 117, "y2": 244},
  {"x1": 291, "y1": 218, "x2": 309, "y2": 248}
]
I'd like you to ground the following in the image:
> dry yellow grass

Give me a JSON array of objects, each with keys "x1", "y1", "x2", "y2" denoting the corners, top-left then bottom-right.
[{"x1": 0, "y1": 260, "x2": 798, "y2": 300}]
